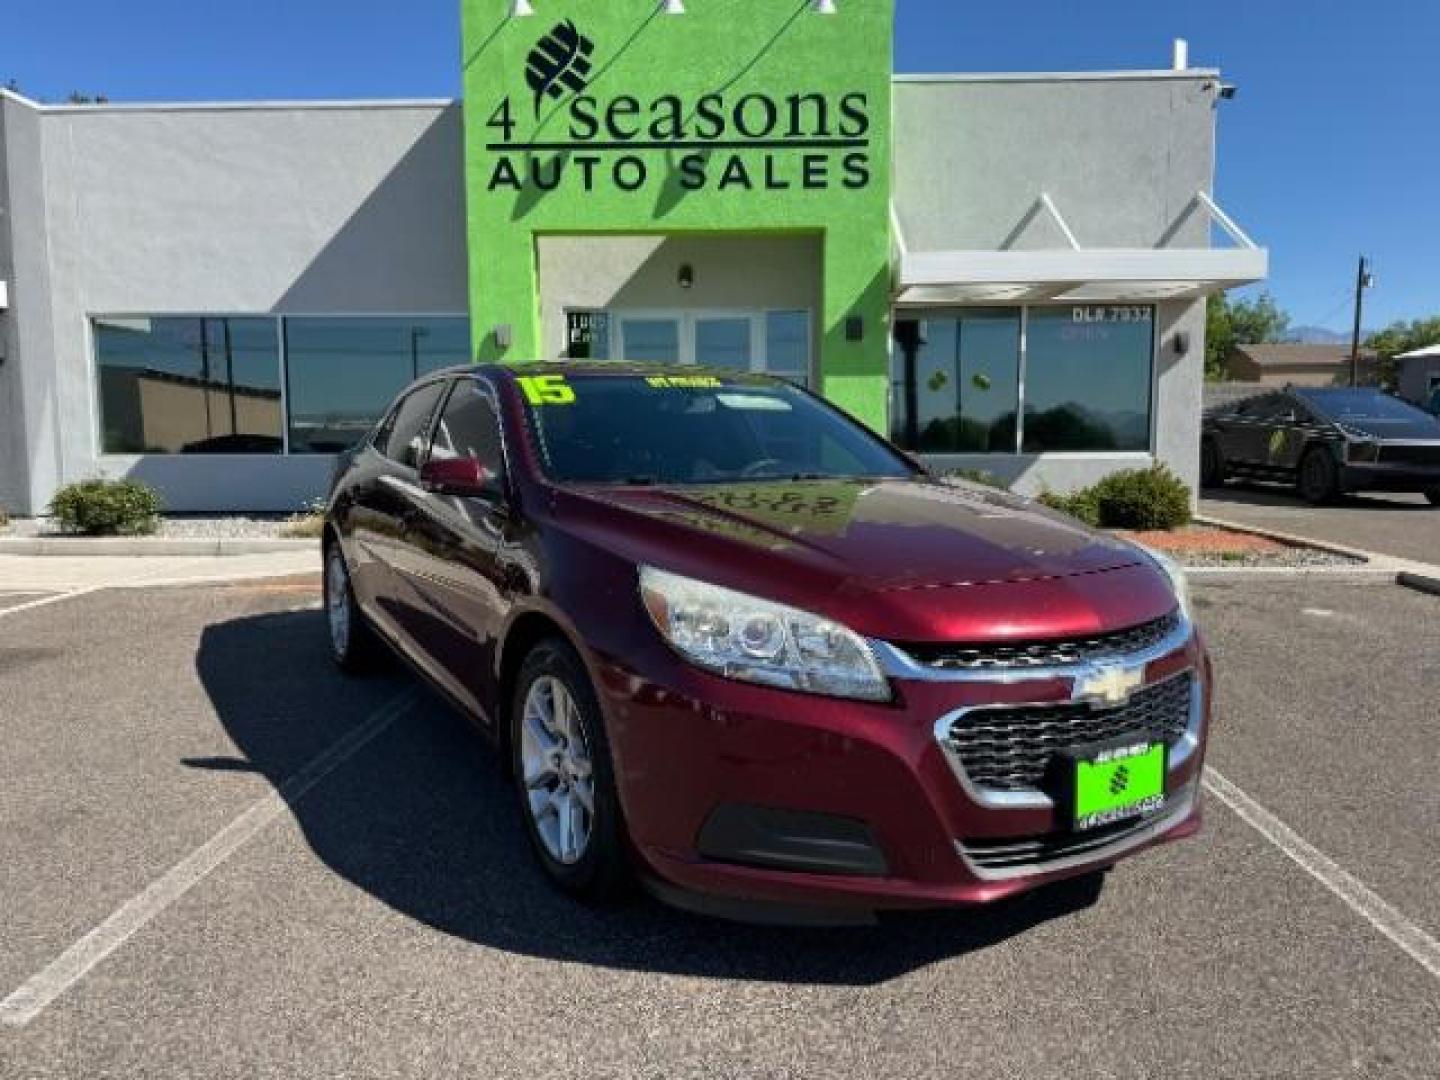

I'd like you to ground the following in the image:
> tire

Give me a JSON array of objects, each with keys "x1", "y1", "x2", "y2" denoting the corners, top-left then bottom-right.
[
  {"x1": 1425, "y1": 488, "x2": 1440, "y2": 507},
  {"x1": 1199, "y1": 438, "x2": 1226, "y2": 489},
  {"x1": 324, "y1": 539, "x2": 383, "y2": 674},
  {"x1": 1297, "y1": 446, "x2": 1342, "y2": 505},
  {"x1": 511, "y1": 639, "x2": 629, "y2": 901}
]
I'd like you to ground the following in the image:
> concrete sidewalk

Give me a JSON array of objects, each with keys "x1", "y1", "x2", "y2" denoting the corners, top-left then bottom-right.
[{"x1": 0, "y1": 550, "x2": 319, "y2": 593}]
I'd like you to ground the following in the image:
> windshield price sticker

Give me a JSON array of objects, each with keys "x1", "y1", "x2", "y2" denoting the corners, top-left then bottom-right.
[
  {"x1": 645, "y1": 375, "x2": 723, "y2": 389},
  {"x1": 518, "y1": 375, "x2": 577, "y2": 406}
]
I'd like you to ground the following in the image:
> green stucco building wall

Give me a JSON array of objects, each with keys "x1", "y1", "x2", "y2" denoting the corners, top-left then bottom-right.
[{"x1": 461, "y1": 0, "x2": 895, "y2": 429}]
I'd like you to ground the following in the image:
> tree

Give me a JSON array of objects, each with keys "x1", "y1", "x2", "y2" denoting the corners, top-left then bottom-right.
[
  {"x1": 1205, "y1": 292, "x2": 1292, "y2": 381},
  {"x1": 1366, "y1": 317, "x2": 1440, "y2": 387}
]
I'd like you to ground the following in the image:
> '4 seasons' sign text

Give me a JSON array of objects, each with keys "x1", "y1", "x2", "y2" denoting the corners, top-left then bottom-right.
[{"x1": 485, "y1": 20, "x2": 873, "y2": 196}]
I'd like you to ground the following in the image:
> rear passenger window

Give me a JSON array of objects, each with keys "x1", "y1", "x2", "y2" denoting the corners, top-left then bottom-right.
[{"x1": 383, "y1": 382, "x2": 447, "y2": 469}]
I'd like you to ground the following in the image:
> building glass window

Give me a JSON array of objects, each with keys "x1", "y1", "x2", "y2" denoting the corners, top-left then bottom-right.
[
  {"x1": 892, "y1": 310, "x2": 1021, "y2": 453},
  {"x1": 1022, "y1": 307, "x2": 1154, "y2": 453},
  {"x1": 94, "y1": 317, "x2": 283, "y2": 455},
  {"x1": 891, "y1": 306, "x2": 1155, "y2": 455},
  {"x1": 765, "y1": 310, "x2": 811, "y2": 387},
  {"x1": 284, "y1": 317, "x2": 470, "y2": 454}
]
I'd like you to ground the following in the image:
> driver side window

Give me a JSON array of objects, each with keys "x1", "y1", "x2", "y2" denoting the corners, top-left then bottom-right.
[{"x1": 430, "y1": 380, "x2": 505, "y2": 482}]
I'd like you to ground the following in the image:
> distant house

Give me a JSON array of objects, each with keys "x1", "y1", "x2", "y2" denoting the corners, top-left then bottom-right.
[
  {"x1": 1226, "y1": 343, "x2": 1379, "y2": 387},
  {"x1": 1392, "y1": 344, "x2": 1440, "y2": 405}
]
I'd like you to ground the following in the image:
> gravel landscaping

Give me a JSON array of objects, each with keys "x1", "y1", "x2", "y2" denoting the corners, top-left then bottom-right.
[
  {"x1": 3, "y1": 515, "x2": 302, "y2": 540},
  {"x1": 1117, "y1": 525, "x2": 1365, "y2": 569}
]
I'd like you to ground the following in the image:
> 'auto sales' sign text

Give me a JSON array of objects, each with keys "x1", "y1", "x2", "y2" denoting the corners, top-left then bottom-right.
[{"x1": 484, "y1": 20, "x2": 873, "y2": 196}]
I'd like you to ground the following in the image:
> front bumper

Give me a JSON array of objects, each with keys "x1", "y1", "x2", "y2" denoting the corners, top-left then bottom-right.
[
  {"x1": 1341, "y1": 462, "x2": 1440, "y2": 493},
  {"x1": 593, "y1": 620, "x2": 1211, "y2": 913}
]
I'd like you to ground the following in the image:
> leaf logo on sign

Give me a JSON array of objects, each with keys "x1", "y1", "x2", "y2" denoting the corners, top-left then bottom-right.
[{"x1": 525, "y1": 20, "x2": 595, "y2": 117}]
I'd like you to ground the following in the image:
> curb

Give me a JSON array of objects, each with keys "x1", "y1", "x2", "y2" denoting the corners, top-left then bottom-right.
[
  {"x1": 1196, "y1": 513, "x2": 1440, "y2": 591},
  {"x1": 1192, "y1": 514, "x2": 1376, "y2": 564},
  {"x1": 0, "y1": 537, "x2": 317, "y2": 557},
  {"x1": 1398, "y1": 572, "x2": 1440, "y2": 599}
]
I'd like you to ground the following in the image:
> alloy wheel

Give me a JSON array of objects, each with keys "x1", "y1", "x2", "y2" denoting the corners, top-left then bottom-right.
[{"x1": 520, "y1": 676, "x2": 596, "y2": 866}]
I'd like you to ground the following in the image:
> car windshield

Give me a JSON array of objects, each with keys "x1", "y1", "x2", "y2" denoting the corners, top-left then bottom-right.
[
  {"x1": 520, "y1": 372, "x2": 918, "y2": 486},
  {"x1": 1295, "y1": 388, "x2": 1437, "y2": 426}
]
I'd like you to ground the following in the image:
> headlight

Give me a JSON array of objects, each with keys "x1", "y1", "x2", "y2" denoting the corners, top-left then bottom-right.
[
  {"x1": 1146, "y1": 550, "x2": 1193, "y2": 621},
  {"x1": 638, "y1": 566, "x2": 891, "y2": 702},
  {"x1": 1345, "y1": 440, "x2": 1380, "y2": 464}
]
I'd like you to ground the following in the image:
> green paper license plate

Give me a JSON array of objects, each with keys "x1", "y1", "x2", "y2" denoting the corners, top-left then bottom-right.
[{"x1": 1072, "y1": 741, "x2": 1166, "y2": 831}]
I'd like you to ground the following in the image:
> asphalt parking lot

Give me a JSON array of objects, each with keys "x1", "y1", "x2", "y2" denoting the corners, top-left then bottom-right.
[
  {"x1": 2, "y1": 573, "x2": 1438, "y2": 1078},
  {"x1": 1202, "y1": 483, "x2": 1440, "y2": 564}
]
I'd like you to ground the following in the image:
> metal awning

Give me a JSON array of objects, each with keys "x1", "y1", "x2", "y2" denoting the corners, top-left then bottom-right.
[{"x1": 893, "y1": 192, "x2": 1268, "y2": 306}]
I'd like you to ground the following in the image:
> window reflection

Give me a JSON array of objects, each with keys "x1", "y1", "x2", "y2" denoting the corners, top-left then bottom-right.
[
  {"x1": 892, "y1": 310, "x2": 1021, "y2": 453},
  {"x1": 1023, "y1": 308, "x2": 1154, "y2": 453},
  {"x1": 94, "y1": 317, "x2": 282, "y2": 454},
  {"x1": 891, "y1": 306, "x2": 1155, "y2": 455},
  {"x1": 284, "y1": 317, "x2": 470, "y2": 454}
]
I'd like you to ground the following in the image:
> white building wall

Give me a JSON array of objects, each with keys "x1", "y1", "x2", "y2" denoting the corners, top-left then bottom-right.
[{"x1": 2, "y1": 95, "x2": 467, "y2": 513}]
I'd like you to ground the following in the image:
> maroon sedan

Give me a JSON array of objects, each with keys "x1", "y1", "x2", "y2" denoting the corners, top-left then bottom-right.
[{"x1": 323, "y1": 363, "x2": 1208, "y2": 921}]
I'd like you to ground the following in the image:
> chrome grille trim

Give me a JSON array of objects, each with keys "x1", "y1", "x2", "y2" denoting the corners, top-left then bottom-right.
[
  {"x1": 944, "y1": 672, "x2": 1194, "y2": 792},
  {"x1": 931, "y1": 669, "x2": 1203, "y2": 811},
  {"x1": 870, "y1": 613, "x2": 1194, "y2": 685},
  {"x1": 898, "y1": 612, "x2": 1181, "y2": 672}
]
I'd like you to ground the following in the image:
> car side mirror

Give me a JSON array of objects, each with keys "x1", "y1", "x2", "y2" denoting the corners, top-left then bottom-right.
[{"x1": 420, "y1": 457, "x2": 503, "y2": 500}]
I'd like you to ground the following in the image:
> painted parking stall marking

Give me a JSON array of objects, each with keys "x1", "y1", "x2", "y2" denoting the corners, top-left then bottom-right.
[
  {"x1": 0, "y1": 691, "x2": 418, "y2": 1028},
  {"x1": 1204, "y1": 767, "x2": 1440, "y2": 981}
]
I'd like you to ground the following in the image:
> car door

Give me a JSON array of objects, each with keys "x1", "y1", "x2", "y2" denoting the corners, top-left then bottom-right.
[
  {"x1": 1205, "y1": 395, "x2": 1262, "y2": 466},
  {"x1": 397, "y1": 377, "x2": 514, "y2": 722},
  {"x1": 358, "y1": 379, "x2": 450, "y2": 638},
  {"x1": 1250, "y1": 393, "x2": 1309, "y2": 476},
  {"x1": 1223, "y1": 393, "x2": 1286, "y2": 470}
]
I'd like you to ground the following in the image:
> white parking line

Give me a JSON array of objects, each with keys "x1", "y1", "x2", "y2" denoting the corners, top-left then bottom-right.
[
  {"x1": 0, "y1": 587, "x2": 105, "y2": 620},
  {"x1": 0, "y1": 691, "x2": 417, "y2": 1028},
  {"x1": 1204, "y1": 767, "x2": 1440, "y2": 981}
]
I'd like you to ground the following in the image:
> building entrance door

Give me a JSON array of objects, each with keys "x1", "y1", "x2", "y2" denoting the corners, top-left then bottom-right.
[{"x1": 598, "y1": 309, "x2": 810, "y2": 385}]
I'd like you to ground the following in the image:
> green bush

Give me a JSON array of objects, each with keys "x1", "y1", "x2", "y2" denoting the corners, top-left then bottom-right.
[
  {"x1": 1039, "y1": 465, "x2": 1192, "y2": 531},
  {"x1": 49, "y1": 479, "x2": 163, "y2": 536},
  {"x1": 1090, "y1": 465, "x2": 1193, "y2": 530},
  {"x1": 1038, "y1": 486, "x2": 1102, "y2": 527},
  {"x1": 0, "y1": 503, "x2": 9, "y2": 529}
]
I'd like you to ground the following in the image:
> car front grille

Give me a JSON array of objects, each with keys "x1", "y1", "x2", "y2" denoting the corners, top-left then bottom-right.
[
  {"x1": 901, "y1": 611, "x2": 1181, "y2": 672},
  {"x1": 1377, "y1": 444, "x2": 1440, "y2": 467},
  {"x1": 942, "y1": 673, "x2": 1194, "y2": 793}
]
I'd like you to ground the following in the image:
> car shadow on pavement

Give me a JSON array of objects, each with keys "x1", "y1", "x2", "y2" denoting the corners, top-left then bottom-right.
[{"x1": 197, "y1": 608, "x2": 1104, "y2": 987}]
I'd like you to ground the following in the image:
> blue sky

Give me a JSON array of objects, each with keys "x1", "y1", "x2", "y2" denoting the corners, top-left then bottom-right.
[{"x1": 6, "y1": 0, "x2": 1438, "y2": 331}]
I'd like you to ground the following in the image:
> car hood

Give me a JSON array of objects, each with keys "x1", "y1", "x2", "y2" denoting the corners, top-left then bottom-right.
[
  {"x1": 1334, "y1": 417, "x2": 1440, "y2": 441},
  {"x1": 555, "y1": 477, "x2": 1177, "y2": 643}
]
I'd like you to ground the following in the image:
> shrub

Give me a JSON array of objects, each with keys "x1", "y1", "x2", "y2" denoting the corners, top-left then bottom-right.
[
  {"x1": 283, "y1": 498, "x2": 327, "y2": 540},
  {"x1": 0, "y1": 503, "x2": 9, "y2": 529},
  {"x1": 1038, "y1": 465, "x2": 1192, "y2": 531},
  {"x1": 49, "y1": 479, "x2": 163, "y2": 536},
  {"x1": 1089, "y1": 465, "x2": 1193, "y2": 530},
  {"x1": 1038, "y1": 486, "x2": 1102, "y2": 527}
]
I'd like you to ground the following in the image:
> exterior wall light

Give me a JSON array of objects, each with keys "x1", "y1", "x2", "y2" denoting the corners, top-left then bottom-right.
[
  {"x1": 813, "y1": 0, "x2": 838, "y2": 13},
  {"x1": 510, "y1": 0, "x2": 535, "y2": 17},
  {"x1": 678, "y1": 264, "x2": 695, "y2": 290},
  {"x1": 661, "y1": 0, "x2": 686, "y2": 14}
]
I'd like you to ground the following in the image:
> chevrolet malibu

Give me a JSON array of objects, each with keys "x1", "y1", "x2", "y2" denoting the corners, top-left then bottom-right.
[{"x1": 323, "y1": 363, "x2": 1209, "y2": 920}]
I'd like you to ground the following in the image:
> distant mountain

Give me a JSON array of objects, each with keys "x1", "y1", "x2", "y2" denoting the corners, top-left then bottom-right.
[{"x1": 1286, "y1": 325, "x2": 1379, "y2": 345}]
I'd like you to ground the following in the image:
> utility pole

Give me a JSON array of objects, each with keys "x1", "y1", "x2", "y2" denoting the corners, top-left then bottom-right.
[{"x1": 1350, "y1": 255, "x2": 1373, "y2": 387}]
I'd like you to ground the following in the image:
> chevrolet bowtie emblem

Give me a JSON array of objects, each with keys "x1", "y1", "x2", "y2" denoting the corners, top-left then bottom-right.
[{"x1": 1074, "y1": 663, "x2": 1145, "y2": 708}]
